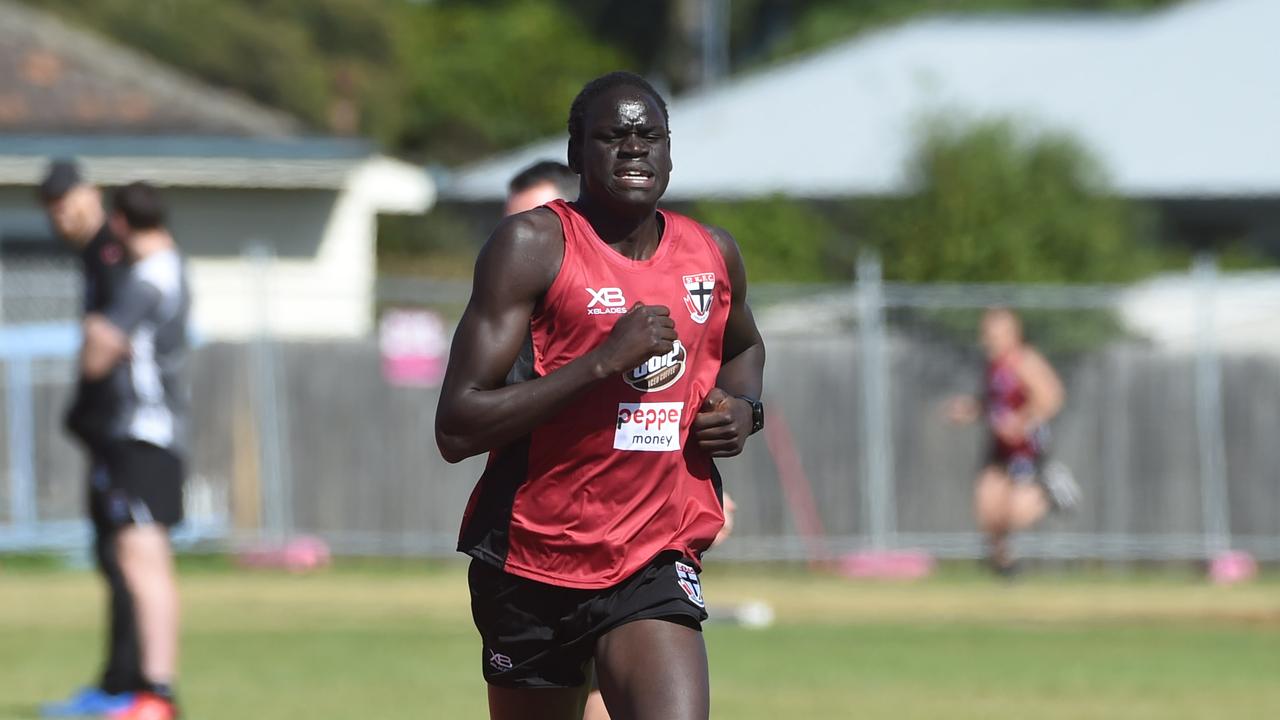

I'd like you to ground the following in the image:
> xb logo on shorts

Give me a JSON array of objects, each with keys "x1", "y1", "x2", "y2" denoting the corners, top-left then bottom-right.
[
  {"x1": 586, "y1": 286, "x2": 627, "y2": 315},
  {"x1": 625, "y1": 340, "x2": 686, "y2": 392},
  {"x1": 488, "y1": 648, "x2": 514, "y2": 672},
  {"x1": 675, "y1": 561, "x2": 705, "y2": 608},
  {"x1": 682, "y1": 273, "x2": 715, "y2": 324}
]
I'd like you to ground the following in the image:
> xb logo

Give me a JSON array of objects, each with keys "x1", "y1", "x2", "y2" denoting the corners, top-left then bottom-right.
[
  {"x1": 587, "y1": 287, "x2": 628, "y2": 315},
  {"x1": 587, "y1": 287, "x2": 626, "y2": 308},
  {"x1": 488, "y1": 649, "x2": 514, "y2": 672}
]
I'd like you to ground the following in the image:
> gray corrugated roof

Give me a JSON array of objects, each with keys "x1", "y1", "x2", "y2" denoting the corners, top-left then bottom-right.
[{"x1": 444, "y1": 0, "x2": 1278, "y2": 201}]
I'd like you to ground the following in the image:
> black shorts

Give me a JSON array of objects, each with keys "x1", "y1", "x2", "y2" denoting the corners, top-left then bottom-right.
[
  {"x1": 985, "y1": 426, "x2": 1050, "y2": 483},
  {"x1": 89, "y1": 440, "x2": 185, "y2": 530},
  {"x1": 469, "y1": 550, "x2": 709, "y2": 689},
  {"x1": 985, "y1": 446, "x2": 1044, "y2": 483}
]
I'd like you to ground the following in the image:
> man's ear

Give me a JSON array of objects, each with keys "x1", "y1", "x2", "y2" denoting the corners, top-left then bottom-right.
[
  {"x1": 667, "y1": 127, "x2": 674, "y2": 173},
  {"x1": 567, "y1": 139, "x2": 581, "y2": 174}
]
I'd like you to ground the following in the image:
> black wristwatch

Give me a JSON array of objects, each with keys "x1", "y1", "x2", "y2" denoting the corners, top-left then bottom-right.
[{"x1": 734, "y1": 395, "x2": 765, "y2": 435}]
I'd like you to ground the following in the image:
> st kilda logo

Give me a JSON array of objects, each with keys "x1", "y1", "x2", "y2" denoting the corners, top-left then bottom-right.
[
  {"x1": 625, "y1": 340, "x2": 687, "y2": 392},
  {"x1": 682, "y1": 273, "x2": 715, "y2": 324}
]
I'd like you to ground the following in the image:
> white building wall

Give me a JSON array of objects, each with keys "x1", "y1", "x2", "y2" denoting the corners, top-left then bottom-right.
[{"x1": 187, "y1": 155, "x2": 433, "y2": 341}]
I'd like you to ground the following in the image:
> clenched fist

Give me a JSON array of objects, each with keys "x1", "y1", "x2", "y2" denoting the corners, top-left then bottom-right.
[
  {"x1": 693, "y1": 387, "x2": 754, "y2": 457},
  {"x1": 590, "y1": 302, "x2": 678, "y2": 378}
]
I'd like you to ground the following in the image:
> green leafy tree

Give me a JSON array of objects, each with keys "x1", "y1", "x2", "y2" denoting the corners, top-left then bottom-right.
[
  {"x1": 862, "y1": 117, "x2": 1157, "y2": 283},
  {"x1": 861, "y1": 117, "x2": 1163, "y2": 353},
  {"x1": 691, "y1": 197, "x2": 846, "y2": 283},
  {"x1": 771, "y1": 0, "x2": 1179, "y2": 63},
  {"x1": 28, "y1": 0, "x2": 342, "y2": 125},
  {"x1": 391, "y1": 1, "x2": 627, "y2": 163},
  {"x1": 23, "y1": 0, "x2": 626, "y2": 161}
]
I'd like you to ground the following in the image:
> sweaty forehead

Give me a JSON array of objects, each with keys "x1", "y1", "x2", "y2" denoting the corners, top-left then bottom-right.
[{"x1": 587, "y1": 88, "x2": 665, "y2": 128}]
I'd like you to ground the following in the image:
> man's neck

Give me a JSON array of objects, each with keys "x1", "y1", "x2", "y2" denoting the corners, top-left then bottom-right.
[{"x1": 573, "y1": 195, "x2": 662, "y2": 261}]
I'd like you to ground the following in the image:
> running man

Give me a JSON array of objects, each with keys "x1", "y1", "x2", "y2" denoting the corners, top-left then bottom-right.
[
  {"x1": 948, "y1": 308, "x2": 1080, "y2": 576},
  {"x1": 37, "y1": 160, "x2": 141, "y2": 717},
  {"x1": 437, "y1": 71, "x2": 766, "y2": 720},
  {"x1": 499, "y1": 160, "x2": 748, "y2": 720},
  {"x1": 80, "y1": 182, "x2": 191, "y2": 720}
]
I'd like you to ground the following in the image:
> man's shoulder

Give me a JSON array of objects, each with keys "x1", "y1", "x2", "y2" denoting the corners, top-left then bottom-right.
[
  {"x1": 684, "y1": 217, "x2": 740, "y2": 268},
  {"x1": 483, "y1": 207, "x2": 565, "y2": 266},
  {"x1": 496, "y1": 206, "x2": 564, "y2": 245},
  {"x1": 470, "y1": 207, "x2": 565, "y2": 299},
  {"x1": 129, "y1": 250, "x2": 184, "y2": 296},
  {"x1": 697, "y1": 223, "x2": 735, "y2": 247}
]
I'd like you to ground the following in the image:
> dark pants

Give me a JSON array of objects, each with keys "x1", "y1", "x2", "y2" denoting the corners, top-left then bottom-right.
[{"x1": 88, "y1": 461, "x2": 144, "y2": 695}]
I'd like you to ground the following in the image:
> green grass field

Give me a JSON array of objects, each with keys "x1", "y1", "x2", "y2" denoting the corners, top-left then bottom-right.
[{"x1": 2, "y1": 558, "x2": 1277, "y2": 719}]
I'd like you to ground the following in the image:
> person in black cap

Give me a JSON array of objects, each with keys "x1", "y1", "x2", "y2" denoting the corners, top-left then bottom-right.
[{"x1": 37, "y1": 159, "x2": 142, "y2": 717}]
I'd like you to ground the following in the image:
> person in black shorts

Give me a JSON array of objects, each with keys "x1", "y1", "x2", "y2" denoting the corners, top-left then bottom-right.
[
  {"x1": 79, "y1": 182, "x2": 190, "y2": 720},
  {"x1": 438, "y1": 72, "x2": 766, "y2": 720},
  {"x1": 501, "y1": 160, "x2": 755, "y2": 720},
  {"x1": 37, "y1": 160, "x2": 143, "y2": 718},
  {"x1": 948, "y1": 308, "x2": 1081, "y2": 576}
]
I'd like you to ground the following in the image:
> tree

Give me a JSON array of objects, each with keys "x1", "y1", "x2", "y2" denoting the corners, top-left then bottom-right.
[
  {"x1": 858, "y1": 117, "x2": 1165, "y2": 353},
  {"x1": 862, "y1": 117, "x2": 1157, "y2": 283},
  {"x1": 691, "y1": 197, "x2": 845, "y2": 283},
  {"x1": 391, "y1": 1, "x2": 626, "y2": 163}
]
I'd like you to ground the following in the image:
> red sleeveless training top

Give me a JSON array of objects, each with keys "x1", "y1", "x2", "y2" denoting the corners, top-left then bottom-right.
[
  {"x1": 457, "y1": 199, "x2": 730, "y2": 589},
  {"x1": 986, "y1": 351, "x2": 1035, "y2": 457}
]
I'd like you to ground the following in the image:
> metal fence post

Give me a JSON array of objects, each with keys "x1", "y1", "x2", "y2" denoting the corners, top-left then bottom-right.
[
  {"x1": 1192, "y1": 254, "x2": 1230, "y2": 558},
  {"x1": 246, "y1": 243, "x2": 294, "y2": 544},
  {"x1": 1101, "y1": 347, "x2": 1132, "y2": 567},
  {"x1": 4, "y1": 357, "x2": 37, "y2": 538},
  {"x1": 856, "y1": 252, "x2": 895, "y2": 550}
]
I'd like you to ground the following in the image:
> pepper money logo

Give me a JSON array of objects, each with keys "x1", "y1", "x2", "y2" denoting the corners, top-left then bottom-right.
[
  {"x1": 614, "y1": 402, "x2": 682, "y2": 452},
  {"x1": 624, "y1": 340, "x2": 686, "y2": 392}
]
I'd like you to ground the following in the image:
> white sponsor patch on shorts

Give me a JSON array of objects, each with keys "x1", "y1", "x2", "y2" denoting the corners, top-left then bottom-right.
[{"x1": 614, "y1": 402, "x2": 683, "y2": 452}]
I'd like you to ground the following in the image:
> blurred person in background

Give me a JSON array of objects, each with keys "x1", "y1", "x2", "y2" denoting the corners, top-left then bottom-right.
[
  {"x1": 78, "y1": 182, "x2": 191, "y2": 720},
  {"x1": 439, "y1": 71, "x2": 766, "y2": 720},
  {"x1": 948, "y1": 308, "x2": 1080, "y2": 577},
  {"x1": 505, "y1": 160, "x2": 579, "y2": 216},
  {"x1": 37, "y1": 160, "x2": 142, "y2": 717}
]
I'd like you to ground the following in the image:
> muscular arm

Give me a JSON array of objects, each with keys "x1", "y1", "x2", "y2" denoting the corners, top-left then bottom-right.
[
  {"x1": 435, "y1": 210, "x2": 676, "y2": 463},
  {"x1": 1015, "y1": 348, "x2": 1064, "y2": 427},
  {"x1": 691, "y1": 225, "x2": 766, "y2": 457},
  {"x1": 708, "y1": 226, "x2": 765, "y2": 400}
]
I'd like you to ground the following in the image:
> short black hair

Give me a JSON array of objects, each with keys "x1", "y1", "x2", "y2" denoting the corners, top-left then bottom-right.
[
  {"x1": 508, "y1": 160, "x2": 577, "y2": 198},
  {"x1": 111, "y1": 181, "x2": 167, "y2": 230},
  {"x1": 38, "y1": 158, "x2": 84, "y2": 201},
  {"x1": 567, "y1": 71, "x2": 669, "y2": 155}
]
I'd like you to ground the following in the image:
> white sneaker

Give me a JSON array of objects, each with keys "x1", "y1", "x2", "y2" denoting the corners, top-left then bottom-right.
[{"x1": 1042, "y1": 461, "x2": 1082, "y2": 512}]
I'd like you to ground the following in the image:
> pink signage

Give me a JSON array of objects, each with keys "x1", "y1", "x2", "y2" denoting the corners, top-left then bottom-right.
[{"x1": 379, "y1": 309, "x2": 448, "y2": 387}]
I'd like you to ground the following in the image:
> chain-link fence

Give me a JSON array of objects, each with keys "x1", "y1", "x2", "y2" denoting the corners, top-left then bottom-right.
[{"x1": 2, "y1": 250, "x2": 1278, "y2": 561}]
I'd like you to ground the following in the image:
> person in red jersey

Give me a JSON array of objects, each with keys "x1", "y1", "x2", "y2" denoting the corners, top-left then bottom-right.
[
  {"x1": 949, "y1": 308, "x2": 1080, "y2": 577},
  {"x1": 437, "y1": 71, "x2": 766, "y2": 720}
]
